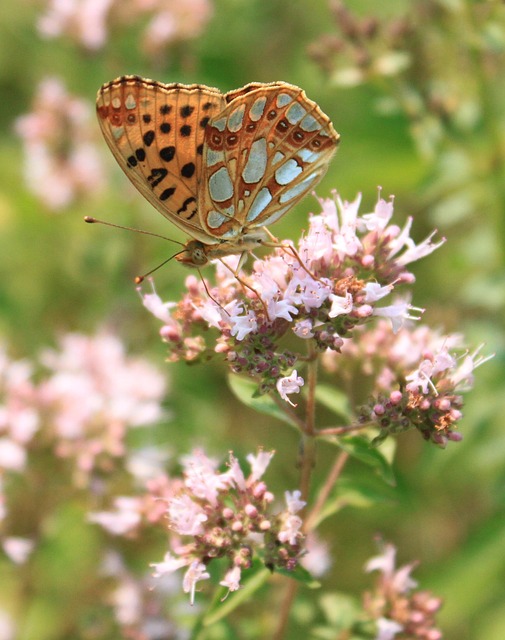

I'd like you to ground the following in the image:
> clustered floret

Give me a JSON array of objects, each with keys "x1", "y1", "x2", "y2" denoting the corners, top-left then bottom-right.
[
  {"x1": 140, "y1": 191, "x2": 443, "y2": 404},
  {"x1": 149, "y1": 450, "x2": 306, "y2": 603}
]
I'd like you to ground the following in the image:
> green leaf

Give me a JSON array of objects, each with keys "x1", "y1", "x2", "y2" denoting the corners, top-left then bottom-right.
[
  {"x1": 276, "y1": 564, "x2": 321, "y2": 588},
  {"x1": 202, "y1": 565, "x2": 270, "y2": 626},
  {"x1": 314, "y1": 384, "x2": 352, "y2": 421},
  {"x1": 201, "y1": 560, "x2": 318, "y2": 628},
  {"x1": 227, "y1": 374, "x2": 299, "y2": 429},
  {"x1": 313, "y1": 476, "x2": 397, "y2": 527},
  {"x1": 335, "y1": 435, "x2": 397, "y2": 485}
]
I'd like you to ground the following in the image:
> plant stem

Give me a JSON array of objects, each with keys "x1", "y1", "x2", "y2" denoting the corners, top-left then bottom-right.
[
  {"x1": 299, "y1": 342, "x2": 318, "y2": 502},
  {"x1": 273, "y1": 342, "x2": 319, "y2": 640},
  {"x1": 305, "y1": 450, "x2": 349, "y2": 533},
  {"x1": 272, "y1": 580, "x2": 299, "y2": 640}
]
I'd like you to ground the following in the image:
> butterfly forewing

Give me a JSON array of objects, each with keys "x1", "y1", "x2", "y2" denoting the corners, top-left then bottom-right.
[
  {"x1": 96, "y1": 76, "x2": 226, "y2": 244},
  {"x1": 199, "y1": 82, "x2": 339, "y2": 241}
]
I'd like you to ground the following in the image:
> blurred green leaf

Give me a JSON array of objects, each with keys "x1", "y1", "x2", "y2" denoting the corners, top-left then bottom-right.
[
  {"x1": 276, "y1": 564, "x2": 321, "y2": 589},
  {"x1": 334, "y1": 436, "x2": 396, "y2": 486},
  {"x1": 202, "y1": 564, "x2": 271, "y2": 627},
  {"x1": 227, "y1": 374, "x2": 299, "y2": 429},
  {"x1": 313, "y1": 475, "x2": 397, "y2": 527}
]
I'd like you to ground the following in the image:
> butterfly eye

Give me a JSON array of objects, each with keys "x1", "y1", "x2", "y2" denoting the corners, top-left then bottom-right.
[
  {"x1": 226, "y1": 134, "x2": 239, "y2": 147},
  {"x1": 127, "y1": 114, "x2": 136, "y2": 124},
  {"x1": 267, "y1": 110, "x2": 277, "y2": 120},
  {"x1": 293, "y1": 131, "x2": 304, "y2": 142}
]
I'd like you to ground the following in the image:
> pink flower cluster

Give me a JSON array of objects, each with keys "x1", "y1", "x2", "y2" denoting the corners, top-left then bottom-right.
[
  {"x1": 0, "y1": 332, "x2": 167, "y2": 496},
  {"x1": 364, "y1": 542, "x2": 443, "y2": 640},
  {"x1": 146, "y1": 450, "x2": 306, "y2": 604},
  {"x1": 326, "y1": 320, "x2": 492, "y2": 447},
  {"x1": 38, "y1": 0, "x2": 213, "y2": 56},
  {"x1": 15, "y1": 77, "x2": 105, "y2": 210},
  {"x1": 38, "y1": 332, "x2": 167, "y2": 480},
  {"x1": 140, "y1": 192, "x2": 444, "y2": 405}
]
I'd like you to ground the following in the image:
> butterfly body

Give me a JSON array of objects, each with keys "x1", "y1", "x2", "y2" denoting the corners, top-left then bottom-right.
[{"x1": 96, "y1": 75, "x2": 339, "y2": 266}]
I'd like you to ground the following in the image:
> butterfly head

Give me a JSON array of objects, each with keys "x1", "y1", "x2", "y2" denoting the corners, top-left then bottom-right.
[{"x1": 175, "y1": 240, "x2": 210, "y2": 267}]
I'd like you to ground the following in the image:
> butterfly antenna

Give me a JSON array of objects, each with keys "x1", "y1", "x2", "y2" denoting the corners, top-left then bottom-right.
[
  {"x1": 134, "y1": 250, "x2": 188, "y2": 284},
  {"x1": 84, "y1": 216, "x2": 185, "y2": 247}
]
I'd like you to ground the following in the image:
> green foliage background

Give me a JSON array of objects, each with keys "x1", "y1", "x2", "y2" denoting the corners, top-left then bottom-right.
[{"x1": 0, "y1": 1, "x2": 504, "y2": 639}]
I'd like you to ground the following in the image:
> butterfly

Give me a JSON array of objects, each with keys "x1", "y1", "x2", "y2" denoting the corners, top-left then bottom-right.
[{"x1": 96, "y1": 76, "x2": 339, "y2": 267}]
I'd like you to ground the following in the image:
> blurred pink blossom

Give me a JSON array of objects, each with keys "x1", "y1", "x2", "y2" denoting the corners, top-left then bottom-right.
[
  {"x1": 88, "y1": 496, "x2": 143, "y2": 535},
  {"x1": 38, "y1": 0, "x2": 214, "y2": 56},
  {"x1": 364, "y1": 542, "x2": 443, "y2": 639},
  {"x1": 0, "y1": 332, "x2": 167, "y2": 490},
  {"x1": 38, "y1": 332, "x2": 167, "y2": 483},
  {"x1": 15, "y1": 77, "x2": 105, "y2": 210},
  {"x1": 38, "y1": 0, "x2": 114, "y2": 50}
]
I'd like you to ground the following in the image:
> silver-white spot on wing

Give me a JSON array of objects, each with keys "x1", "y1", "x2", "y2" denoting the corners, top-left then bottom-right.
[
  {"x1": 242, "y1": 138, "x2": 267, "y2": 184},
  {"x1": 209, "y1": 167, "x2": 234, "y2": 202},
  {"x1": 286, "y1": 102, "x2": 307, "y2": 125},
  {"x1": 125, "y1": 94, "x2": 136, "y2": 109},
  {"x1": 275, "y1": 159, "x2": 303, "y2": 186},
  {"x1": 297, "y1": 148, "x2": 322, "y2": 163},
  {"x1": 272, "y1": 151, "x2": 285, "y2": 166},
  {"x1": 279, "y1": 170, "x2": 321, "y2": 204},
  {"x1": 249, "y1": 97, "x2": 267, "y2": 122},
  {"x1": 207, "y1": 149, "x2": 225, "y2": 167},
  {"x1": 276, "y1": 93, "x2": 293, "y2": 107},
  {"x1": 212, "y1": 116, "x2": 227, "y2": 132},
  {"x1": 208, "y1": 209, "x2": 233, "y2": 229},
  {"x1": 228, "y1": 105, "x2": 245, "y2": 132},
  {"x1": 247, "y1": 187, "x2": 273, "y2": 222},
  {"x1": 300, "y1": 114, "x2": 322, "y2": 132}
]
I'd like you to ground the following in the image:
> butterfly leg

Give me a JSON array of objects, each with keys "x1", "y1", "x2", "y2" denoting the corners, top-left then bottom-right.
[
  {"x1": 260, "y1": 226, "x2": 322, "y2": 282},
  {"x1": 196, "y1": 268, "x2": 232, "y2": 317},
  {"x1": 217, "y1": 255, "x2": 271, "y2": 321}
]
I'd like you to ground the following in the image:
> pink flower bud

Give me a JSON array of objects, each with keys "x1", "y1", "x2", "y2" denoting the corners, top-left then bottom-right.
[
  {"x1": 390, "y1": 390, "x2": 403, "y2": 404},
  {"x1": 160, "y1": 325, "x2": 181, "y2": 342},
  {"x1": 252, "y1": 482, "x2": 267, "y2": 499},
  {"x1": 373, "y1": 404, "x2": 385, "y2": 416},
  {"x1": 245, "y1": 504, "x2": 258, "y2": 518}
]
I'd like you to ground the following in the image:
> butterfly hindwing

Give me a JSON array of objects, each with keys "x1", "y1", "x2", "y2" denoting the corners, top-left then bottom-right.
[
  {"x1": 96, "y1": 75, "x2": 226, "y2": 244},
  {"x1": 199, "y1": 82, "x2": 339, "y2": 241}
]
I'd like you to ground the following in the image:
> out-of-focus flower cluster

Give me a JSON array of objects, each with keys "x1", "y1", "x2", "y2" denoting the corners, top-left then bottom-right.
[
  {"x1": 310, "y1": 1, "x2": 505, "y2": 162},
  {"x1": 38, "y1": 332, "x2": 167, "y2": 480},
  {"x1": 324, "y1": 321, "x2": 492, "y2": 447},
  {"x1": 15, "y1": 77, "x2": 105, "y2": 211},
  {"x1": 140, "y1": 191, "x2": 443, "y2": 404},
  {"x1": 308, "y1": 1, "x2": 411, "y2": 86},
  {"x1": 364, "y1": 542, "x2": 443, "y2": 640},
  {"x1": 0, "y1": 332, "x2": 167, "y2": 511},
  {"x1": 38, "y1": 0, "x2": 214, "y2": 57},
  {"x1": 0, "y1": 333, "x2": 183, "y2": 636},
  {"x1": 100, "y1": 551, "x2": 184, "y2": 640},
  {"x1": 140, "y1": 449, "x2": 306, "y2": 604}
]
